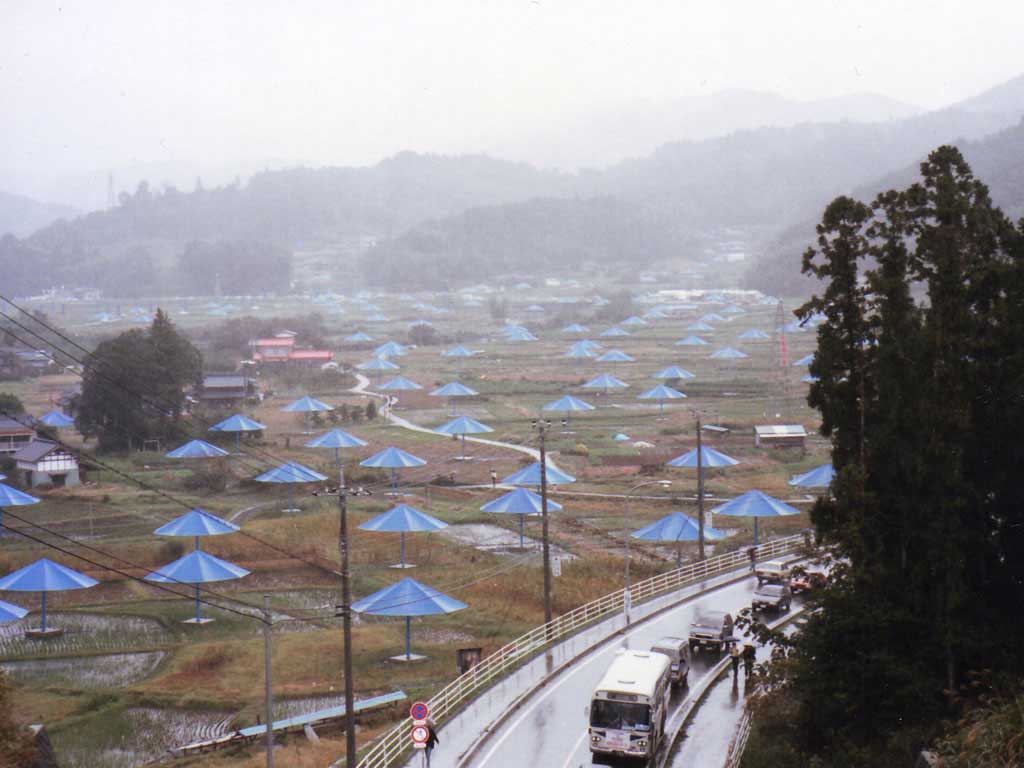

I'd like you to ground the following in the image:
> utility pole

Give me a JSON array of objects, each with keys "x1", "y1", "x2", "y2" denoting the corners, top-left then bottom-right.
[
  {"x1": 534, "y1": 419, "x2": 553, "y2": 626},
  {"x1": 337, "y1": 467, "x2": 356, "y2": 768},
  {"x1": 696, "y1": 413, "x2": 705, "y2": 561},
  {"x1": 262, "y1": 594, "x2": 275, "y2": 768}
]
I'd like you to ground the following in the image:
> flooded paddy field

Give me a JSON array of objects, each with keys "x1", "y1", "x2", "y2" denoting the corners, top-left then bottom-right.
[{"x1": 1, "y1": 650, "x2": 165, "y2": 688}]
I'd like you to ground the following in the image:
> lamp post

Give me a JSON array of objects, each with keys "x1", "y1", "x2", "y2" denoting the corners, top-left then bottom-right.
[{"x1": 624, "y1": 479, "x2": 671, "y2": 625}]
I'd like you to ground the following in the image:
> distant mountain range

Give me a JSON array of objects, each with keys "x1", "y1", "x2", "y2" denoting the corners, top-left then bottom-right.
[{"x1": 0, "y1": 190, "x2": 78, "y2": 238}]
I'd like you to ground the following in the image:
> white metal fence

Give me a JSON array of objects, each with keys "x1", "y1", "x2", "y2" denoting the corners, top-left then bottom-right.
[
  {"x1": 724, "y1": 708, "x2": 753, "y2": 768},
  {"x1": 356, "y1": 534, "x2": 805, "y2": 768}
]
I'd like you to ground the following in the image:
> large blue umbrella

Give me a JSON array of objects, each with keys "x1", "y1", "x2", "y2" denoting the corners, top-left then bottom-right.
[
  {"x1": 255, "y1": 461, "x2": 328, "y2": 513},
  {"x1": 442, "y1": 345, "x2": 477, "y2": 358},
  {"x1": 282, "y1": 395, "x2": 334, "y2": 434},
  {"x1": 676, "y1": 335, "x2": 709, "y2": 347},
  {"x1": 146, "y1": 550, "x2": 250, "y2": 624},
  {"x1": 374, "y1": 341, "x2": 408, "y2": 358},
  {"x1": 700, "y1": 313, "x2": 727, "y2": 324},
  {"x1": 597, "y1": 350, "x2": 635, "y2": 363},
  {"x1": 377, "y1": 376, "x2": 422, "y2": 391},
  {"x1": 793, "y1": 354, "x2": 815, "y2": 367},
  {"x1": 561, "y1": 323, "x2": 589, "y2": 334},
  {"x1": 542, "y1": 395, "x2": 595, "y2": 428},
  {"x1": 599, "y1": 326, "x2": 630, "y2": 338},
  {"x1": 0, "y1": 558, "x2": 97, "y2": 634},
  {"x1": 788, "y1": 463, "x2": 835, "y2": 489},
  {"x1": 431, "y1": 382, "x2": 479, "y2": 415},
  {"x1": 344, "y1": 331, "x2": 374, "y2": 343},
  {"x1": 481, "y1": 488, "x2": 562, "y2": 548},
  {"x1": 712, "y1": 489, "x2": 800, "y2": 545},
  {"x1": 502, "y1": 461, "x2": 575, "y2": 486},
  {"x1": 738, "y1": 329, "x2": 770, "y2": 341},
  {"x1": 653, "y1": 365, "x2": 696, "y2": 380},
  {"x1": 0, "y1": 599, "x2": 28, "y2": 623},
  {"x1": 0, "y1": 482, "x2": 40, "y2": 539},
  {"x1": 305, "y1": 428, "x2": 368, "y2": 467},
  {"x1": 360, "y1": 447, "x2": 427, "y2": 494},
  {"x1": 435, "y1": 416, "x2": 493, "y2": 459},
  {"x1": 710, "y1": 347, "x2": 749, "y2": 360},
  {"x1": 666, "y1": 446, "x2": 740, "y2": 553},
  {"x1": 504, "y1": 326, "x2": 538, "y2": 342},
  {"x1": 564, "y1": 342, "x2": 597, "y2": 359},
  {"x1": 687, "y1": 322, "x2": 715, "y2": 332},
  {"x1": 165, "y1": 439, "x2": 229, "y2": 459},
  {"x1": 358, "y1": 504, "x2": 447, "y2": 567},
  {"x1": 638, "y1": 384, "x2": 687, "y2": 414},
  {"x1": 154, "y1": 508, "x2": 239, "y2": 551},
  {"x1": 208, "y1": 414, "x2": 266, "y2": 453},
  {"x1": 352, "y1": 577, "x2": 467, "y2": 661},
  {"x1": 621, "y1": 316, "x2": 647, "y2": 327},
  {"x1": 37, "y1": 411, "x2": 75, "y2": 428},
  {"x1": 632, "y1": 511, "x2": 727, "y2": 566},
  {"x1": 582, "y1": 373, "x2": 629, "y2": 395}
]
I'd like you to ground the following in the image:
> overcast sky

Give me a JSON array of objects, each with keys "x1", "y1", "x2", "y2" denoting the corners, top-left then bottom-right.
[{"x1": 3, "y1": 0, "x2": 1023, "y2": 188}]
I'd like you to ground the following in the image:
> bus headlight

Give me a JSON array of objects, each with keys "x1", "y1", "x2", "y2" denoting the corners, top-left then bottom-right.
[{"x1": 591, "y1": 735, "x2": 601, "y2": 744}]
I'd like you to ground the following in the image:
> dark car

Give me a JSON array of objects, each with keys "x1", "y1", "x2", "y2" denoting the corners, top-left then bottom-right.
[
  {"x1": 688, "y1": 610, "x2": 734, "y2": 654},
  {"x1": 752, "y1": 583, "x2": 792, "y2": 613}
]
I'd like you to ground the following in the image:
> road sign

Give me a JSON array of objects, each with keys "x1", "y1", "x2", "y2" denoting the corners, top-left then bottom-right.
[
  {"x1": 411, "y1": 724, "x2": 429, "y2": 749},
  {"x1": 410, "y1": 701, "x2": 430, "y2": 723}
]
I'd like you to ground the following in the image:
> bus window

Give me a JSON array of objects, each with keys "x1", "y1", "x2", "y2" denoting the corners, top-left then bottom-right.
[{"x1": 590, "y1": 700, "x2": 651, "y2": 731}]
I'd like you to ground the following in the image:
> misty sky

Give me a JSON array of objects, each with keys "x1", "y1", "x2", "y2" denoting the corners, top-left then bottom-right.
[{"x1": 4, "y1": 0, "x2": 1023, "y2": 187}]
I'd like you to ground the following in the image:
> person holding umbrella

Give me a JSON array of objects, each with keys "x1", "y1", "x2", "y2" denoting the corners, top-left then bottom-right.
[{"x1": 425, "y1": 718, "x2": 439, "y2": 766}]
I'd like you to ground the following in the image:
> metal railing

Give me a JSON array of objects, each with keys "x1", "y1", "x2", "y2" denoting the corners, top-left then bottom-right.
[
  {"x1": 356, "y1": 534, "x2": 805, "y2": 768},
  {"x1": 724, "y1": 707, "x2": 753, "y2": 768}
]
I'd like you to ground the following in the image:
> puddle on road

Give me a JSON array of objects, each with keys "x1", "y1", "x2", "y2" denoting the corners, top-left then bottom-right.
[{"x1": 1, "y1": 651, "x2": 165, "y2": 689}]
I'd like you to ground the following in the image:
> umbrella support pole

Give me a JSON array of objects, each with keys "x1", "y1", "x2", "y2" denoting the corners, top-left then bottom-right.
[
  {"x1": 390, "y1": 532, "x2": 415, "y2": 568},
  {"x1": 389, "y1": 616, "x2": 425, "y2": 662},
  {"x1": 183, "y1": 584, "x2": 214, "y2": 625},
  {"x1": 519, "y1": 514, "x2": 525, "y2": 549},
  {"x1": 40, "y1": 591, "x2": 46, "y2": 632},
  {"x1": 754, "y1": 518, "x2": 759, "y2": 546},
  {"x1": 26, "y1": 591, "x2": 63, "y2": 638}
]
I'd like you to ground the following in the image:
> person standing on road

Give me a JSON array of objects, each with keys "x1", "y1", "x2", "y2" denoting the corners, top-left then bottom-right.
[
  {"x1": 490, "y1": 468, "x2": 498, "y2": 488},
  {"x1": 424, "y1": 719, "x2": 439, "y2": 767},
  {"x1": 730, "y1": 641, "x2": 742, "y2": 678}
]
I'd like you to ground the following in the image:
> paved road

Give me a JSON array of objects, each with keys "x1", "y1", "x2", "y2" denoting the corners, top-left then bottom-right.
[{"x1": 456, "y1": 574, "x2": 798, "y2": 768}]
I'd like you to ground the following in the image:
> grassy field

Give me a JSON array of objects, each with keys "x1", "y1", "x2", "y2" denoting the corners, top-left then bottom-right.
[{"x1": 0, "y1": 286, "x2": 829, "y2": 766}]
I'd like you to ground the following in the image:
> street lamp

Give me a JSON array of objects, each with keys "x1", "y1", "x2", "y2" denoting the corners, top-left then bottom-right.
[{"x1": 624, "y1": 479, "x2": 671, "y2": 625}]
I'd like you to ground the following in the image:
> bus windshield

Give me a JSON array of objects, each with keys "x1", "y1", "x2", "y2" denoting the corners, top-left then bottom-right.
[{"x1": 590, "y1": 699, "x2": 651, "y2": 731}]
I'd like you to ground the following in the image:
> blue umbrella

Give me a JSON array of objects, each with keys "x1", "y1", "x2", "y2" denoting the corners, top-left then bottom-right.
[
  {"x1": 542, "y1": 395, "x2": 595, "y2": 428},
  {"x1": 582, "y1": 373, "x2": 629, "y2": 394},
  {"x1": 357, "y1": 357, "x2": 401, "y2": 371},
  {"x1": 358, "y1": 504, "x2": 448, "y2": 567},
  {"x1": 305, "y1": 428, "x2": 368, "y2": 466},
  {"x1": 561, "y1": 323, "x2": 589, "y2": 333},
  {"x1": 374, "y1": 341, "x2": 408, "y2": 358},
  {"x1": 653, "y1": 365, "x2": 696, "y2": 380},
  {"x1": 502, "y1": 461, "x2": 575, "y2": 486},
  {"x1": 632, "y1": 511, "x2": 727, "y2": 566},
  {"x1": 793, "y1": 354, "x2": 815, "y2": 367},
  {"x1": 788, "y1": 463, "x2": 835, "y2": 489},
  {"x1": 146, "y1": 550, "x2": 250, "y2": 624},
  {"x1": 344, "y1": 331, "x2": 374, "y2": 342},
  {"x1": 597, "y1": 350, "x2": 635, "y2": 363},
  {"x1": 255, "y1": 461, "x2": 328, "y2": 513},
  {"x1": 360, "y1": 447, "x2": 427, "y2": 494},
  {"x1": 700, "y1": 313, "x2": 727, "y2": 324},
  {"x1": 165, "y1": 439, "x2": 229, "y2": 459},
  {"x1": 208, "y1": 414, "x2": 266, "y2": 453},
  {"x1": 638, "y1": 384, "x2": 687, "y2": 414},
  {"x1": 676, "y1": 335, "x2": 709, "y2": 346},
  {"x1": 738, "y1": 329, "x2": 770, "y2": 340},
  {"x1": 687, "y1": 321, "x2": 715, "y2": 332},
  {"x1": 37, "y1": 411, "x2": 75, "y2": 428},
  {"x1": 710, "y1": 347, "x2": 748, "y2": 360},
  {"x1": 154, "y1": 508, "x2": 239, "y2": 550},
  {"x1": 600, "y1": 326, "x2": 630, "y2": 337},
  {"x1": 666, "y1": 446, "x2": 740, "y2": 469},
  {"x1": 431, "y1": 382, "x2": 479, "y2": 415},
  {"x1": 442, "y1": 345, "x2": 478, "y2": 358},
  {"x1": 282, "y1": 396, "x2": 334, "y2": 434},
  {"x1": 800, "y1": 374, "x2": 819, "y2": 383},
  {"x1": 712, "y1": 489, "x2": 800, "y2": 545},
  {"x1": 0, "y1": 599, "x2": 28, "y2": 623},
  {"x1": 435, "y1": 416, "x2": 494, "y2": 459},
  {"x1": 0, "y1": 482, "x2": 39, "y2": 540},
  {"x1": 378, "y1": 376, "x2": 423, "y2": 391},
  {"x1": 481, "y1": 488, "x2": 562, "y2": 548},
  {"x1": 0, "y1": 558, "x2": 97, "y2": 634},
  {"x1": 564, "y1": 342, "x2": 597, "y2": 359},
  {"x1": 352, "y1": 577, "x2": 466, "y2": 661},
  {"x1": 621, "y1": 316, "x2": 647, "y2": 327},
  {"x1": 504, "y1": 327, "x2": 538, "y2": 342}
]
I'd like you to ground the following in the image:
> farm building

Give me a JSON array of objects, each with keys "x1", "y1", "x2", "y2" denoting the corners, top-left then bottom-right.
[
  {"x1": 754, "y1": 424, "x2": 807, "y2": 449},
  {"x1": 195, "y1": 374, "x2": 259, "y2": 408},
  {"x1": 0, "y1": 415, "x2": 35, "y2": 455},
  {"x1": 13, "y1": 439, "x2": 81, "y2": 487}
]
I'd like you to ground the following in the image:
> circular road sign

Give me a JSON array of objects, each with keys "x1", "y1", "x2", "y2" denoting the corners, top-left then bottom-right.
[
  {"x1": 410, "y1": 701, "x2": 430, "y2": 722},
  {"x1": 411, "y1": 724, "x2": 429, "y2": 745}
]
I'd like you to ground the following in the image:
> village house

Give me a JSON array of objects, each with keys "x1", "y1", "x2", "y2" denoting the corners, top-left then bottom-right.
[
  {"x1": 0, "y1": 415, "x2": 35, "y2": 455},
  {"x1": 194, "y1": 374, "x2": 259, "y2": 408},
  {"x1": 250, "y1": 335, "x2": 334, "y2": 366},
  {"x1": 12, "y1": 439, "x2": 80, "y2": 487}
]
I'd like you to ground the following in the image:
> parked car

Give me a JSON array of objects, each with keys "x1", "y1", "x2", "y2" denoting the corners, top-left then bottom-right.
[
  {"x1": 649, "y1": 636, "x2": 691, "y2": 687},
  {"x1": 790, "y1": 565, "x2": 827, "y2": 594},
  {"x1": 688, "y1": 610, "x2": 734, "y2": 654},
  {"x1": 752, "y1": 583, "x2": 792, "y2": 613},
  {"x1": 755, "y1": 559, "x2": 792, "y2": 585}
]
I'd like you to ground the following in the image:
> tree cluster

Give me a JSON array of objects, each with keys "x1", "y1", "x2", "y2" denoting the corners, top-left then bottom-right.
[{"x1": 770, "y1": 146, "x2": 1024, "y2": 764}]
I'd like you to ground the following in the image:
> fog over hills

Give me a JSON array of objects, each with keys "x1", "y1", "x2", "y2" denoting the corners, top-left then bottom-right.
[{"x1": 0, "y1": 190, "x2": 78, "y2": 238}]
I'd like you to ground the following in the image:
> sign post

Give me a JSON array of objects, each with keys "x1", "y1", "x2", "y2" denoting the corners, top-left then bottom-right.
[{"x1": 410, "y1": 701, "x2": 430, "y2": 750}]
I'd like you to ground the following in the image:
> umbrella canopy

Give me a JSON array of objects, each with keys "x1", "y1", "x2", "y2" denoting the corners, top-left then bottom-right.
[
  {"x1": 710, "y1": 346, "x2": 749, "y2": 360},
  {"x1": 666, "y1": 446, "x2": 740, "y2": 468},
  {"x1": 631, "y1": 511, "x2": 727, "y2": 542},
  {"x1": 582, "y1": 373, "x2": 629, "y2": 390},
  {"x1": 154, "y1": 509, "x2": 239, "y2": 537},
  {"x1": 687, "y1": 322, "x2": 715, "y2": 332},
  {"x1": 352, "y1": 577, "x2": 466, "y2": 617},
  {"x1": 0, "y1": 599, "x2": 28, "y2": 623},
  {"x1": 599, "y1": 326, "x2": 630, "y2": 337},
  {"x1": 700, "y1": 313, "x2": 727, "y2": 324},
  {"x1": 305, "y1": 429, "x2": 368, "y2": 449},
  {"x1": 146, "y1": 550, "x2": 250, "y2": 583},
  {"x1": 638, "y1": 384, "x2": 687, "y2": 401},
  {"x1": 676, "y1": 335, "x2": 709, "y2": 346},
  {"x1": 564, "y1": 343, "x2": 597, "y2": 358},
  {"x1": 431, "y1": 382, "x2": 478, "y2": 397},
  {"x1": 359, "y1": 504, "x2": 448, "y2": 533},
  {"x1": 738, "y1": 329, "x2": 770, "y2": 340},
  {"x1": 344, "y1": 331, "x2": 374, "y2": 342},
  {"x1": 378, "y1": 376, "x2": 423, "y2": 391},
  {"x1": 504, "y1": 327, "x2": 538, "y2": 342},
  {"x1": 374, "y1": 341, "x2": 408, "y2": 358},
  {"x1": 209, "y1": 414, "x2": 265, "y2": 432},
  {"x1": 713, "y1": 489, "x2": 800, "y2": 518},
  {"x1": 360, "y1": 447, "x2": 427, "y2": 469},
  {"x1": 793, "y1": 354, "x2": 815, "y2": 366},
  {"x1": 0, "y1": 482, "x2": 41, "y2": 507},
  {"x1": 357, "y1": 358, "x2": 401, "y2": 371},
  {"x1": 255, "y1": 461, "x2": 328, "y2": 483},
  {"x1": 800, "y1": 374, "x2": 820, "y2": 383},
  {"x1": 0, "y1": 558, "x2": 98, "y2": 592},
  {"x1": 165, "y1": 439, "x2": 229, "y2": 459},
  {"x1": 578, "y1": 339, "x2": 603, "y2": 351},
  {"x1": 37, "y1": 411, "x2": 75, "y2": 428},
  {"x1": 597, "y1": 350, "x2": 635, "y2": 363},
  {"x1": 442, "y1": 345, "x2": 477, "y2": 357},
  {"x1": 481, "y1": 488, "x2": 562, "y2": 514},
  {"x1": 621, "y1": 316, "x2": 647, "y2": 327},
  {"x1": 561, "y1": 323, "x2": 589, "y2": 333},
  {"x1": 435, "y1": 416, "x2": 493, "y2": 436},
  {"x1": 502, "y1": 461, "x2": 575, "y2": 485},
  {"x1": 653, "y1": 365, "x2": 696, "y2": 380},
  {"x1": 282, "y1": 395, "x2": 334, "y2": 412},
  {"x1": 788, "y1": 463, "x2": 836, "y2": 488},
  {"x1": 543, "y1": 395, "x2": 595, "y2": 413}
]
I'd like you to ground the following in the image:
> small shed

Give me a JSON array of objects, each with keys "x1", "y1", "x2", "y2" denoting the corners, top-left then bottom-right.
[
  {"x1": 0, "y1": 416, "x2": 36, "y2": 455},
  {"x1": 13, "y1": 440, "x2": 81, "y2": 487},
  {"x1": 754, "y1": 424, "x2": 807, "y2": 449}
]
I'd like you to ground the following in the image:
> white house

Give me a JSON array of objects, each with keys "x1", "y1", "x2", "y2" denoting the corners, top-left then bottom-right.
[{"x1": 13, "y1": 440, "x2": 80, "y2": 487}]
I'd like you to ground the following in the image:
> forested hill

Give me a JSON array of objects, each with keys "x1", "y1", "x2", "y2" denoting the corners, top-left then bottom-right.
[
  {"x1": 0, "y1": 190, "x2": 78, "y2": 238},
  {"x1": 745, "y1": 117, "x2": 1024, "y2": 298},
  {"x1": 359, "y1": 196, "x2": 695, "y2": 289}
]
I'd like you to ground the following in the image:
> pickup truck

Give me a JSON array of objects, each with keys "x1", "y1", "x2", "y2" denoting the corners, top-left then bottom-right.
[
  {"x1": 688, "y1": 610, "x2": 734, "y2": 654},
  {"x1": 755, "y1": 559, "x2": 792, "y2": 585}
]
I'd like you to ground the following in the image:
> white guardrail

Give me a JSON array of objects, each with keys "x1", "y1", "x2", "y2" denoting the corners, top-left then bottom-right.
[
  {"x1": 724, "y1": 708, "x2": 753, "y2": 768},
  {"x1": 355, "y1": 533, "x2": 806, "y2": 768}
]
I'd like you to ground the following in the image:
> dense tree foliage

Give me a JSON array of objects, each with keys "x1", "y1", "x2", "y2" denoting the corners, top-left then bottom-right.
[
  {"x1": 77, "y1": 310, "x2": 202, "y2": 451},
  {"x1": 751, "y1": 146, "x2": 1024, "y2": 765}
]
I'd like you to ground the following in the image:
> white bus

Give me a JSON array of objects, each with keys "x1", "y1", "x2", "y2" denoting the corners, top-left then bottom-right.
[{"x1": 589, "y1": 649, "x2": 672, "y2": 760}]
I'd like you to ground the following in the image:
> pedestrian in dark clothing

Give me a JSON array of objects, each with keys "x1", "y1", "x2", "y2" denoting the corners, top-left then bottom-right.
[
  {"x1": 743, "y1": 643, "x2": 756, "y2": 677},
  {"x1": 747, "y1": 546, "x2": 757, "y2": 572},
  {"x1": 425, "y1": 721, "x2": 439, "y2": 767}
]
